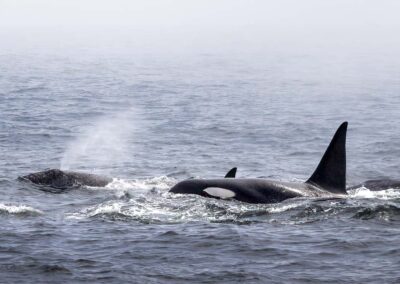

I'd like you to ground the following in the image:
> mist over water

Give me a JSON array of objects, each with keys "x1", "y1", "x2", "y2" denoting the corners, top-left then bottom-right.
[{"x1": 1, "y1": 1, "x2": 400, "y2": 283}]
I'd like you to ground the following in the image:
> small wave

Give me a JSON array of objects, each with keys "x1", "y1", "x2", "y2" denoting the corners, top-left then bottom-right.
[
  {"x1": 66, "y1": 199, "x2": 181, "y2": 223},
  {"x1": 353, "y1": 205, "x2": 400, "y2": 221},
  {"x1": 66, "y1": 202, "x2": 126, "y2": 221},
  {"x1": 348, "y1": 187, "x2": 400, "y2": 200},
  {"x1": 0, "y1": 203, "x2": 43, "y2": 216},
  {"x1": 66, "y1": 193, "x2": 311, "y2": 224},
  {"x1": 10, "y1": 86, "x2": 47, "y2": 94},
  {"x1": 2, "y1": 262, "x2": 71, "y2": 274}
]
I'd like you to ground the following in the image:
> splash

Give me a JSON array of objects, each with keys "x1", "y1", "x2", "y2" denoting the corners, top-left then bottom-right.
[
  {"x1": 60, "y1": 110, "x2": 137, "y2": 172},
  {"x1": 105, "y1": 176, "x2": 175, "y2": 192},
  {"x1": 65, "y1": 175, "x2": 400, "y2": 225},
  {"x1": 84, "y1": 176, "x2": 177, "y2": 199},
  {"x1": 65, "y1": 176, "x2": 309, "y2": 224},
  {"x1": 348, "y1": 187, "x2": 400, "y2": 200}
]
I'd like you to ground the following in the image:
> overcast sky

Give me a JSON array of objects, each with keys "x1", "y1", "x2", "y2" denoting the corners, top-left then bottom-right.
[
  {"x1": 1, "y1": 0, "x2": 399, "y2": 53},
  {"x1": 1, "y1": 1, "x2": 399, "y2": 29}
]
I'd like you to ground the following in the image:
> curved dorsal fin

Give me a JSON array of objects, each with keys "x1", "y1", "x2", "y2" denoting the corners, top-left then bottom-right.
[
  {"x1": 224, "y1": 167, "x2": 237, "y2": 178},
  {"x1": 306, "y1": 122, "x2": 347, "y2": 194}
]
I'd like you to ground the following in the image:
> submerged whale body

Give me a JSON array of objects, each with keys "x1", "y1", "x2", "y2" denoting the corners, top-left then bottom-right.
[
  {"x1": 170, "y1": 122, "x2": 348, "y2": 204},
  {"x1": 20, "y1": 169, "x2": 112, "y2": 192}
]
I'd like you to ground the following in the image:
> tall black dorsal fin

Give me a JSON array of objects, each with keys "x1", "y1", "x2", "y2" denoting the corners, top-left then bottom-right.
[
  {"x1": 306, "y1": 122, "x2": 347, "y2": 194},
  {"x1": 225, "y1": 167, "x2": 237, "y2": 178}
]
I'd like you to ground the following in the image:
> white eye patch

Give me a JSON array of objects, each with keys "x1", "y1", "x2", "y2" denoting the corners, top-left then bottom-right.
[{"x1": 203, "y1": 187, "x2": 236, "y2": 199}]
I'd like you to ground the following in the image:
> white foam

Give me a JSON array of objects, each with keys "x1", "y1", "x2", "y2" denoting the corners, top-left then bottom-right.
[
  {"x1": 66, "y1": 199, "x2": 178, "y2": 222},
  {"x1": 106, "y1": 176, "x2": 175, "y2": 191},
  {"x1": 348, "y1": 187, "x2": 400, "y2": 200},
  {"x1": 88, "y1": 176, "x2": 177, "y2": 198},
  {"x1": 66, "y1": 193, "x2": 307, "y2": 224},
  {"x1": 65, "y1": 176, "x2": 179, "y2": 220},
  {"x1": 66, "y1": 202, "x2": 122, "y2": 220},
  {"x1": 0, "y1": 203, "x2": 43, "y2": 215},
  {"x1": 268, "y1": 202, "x2": 305, "y2": 213}
]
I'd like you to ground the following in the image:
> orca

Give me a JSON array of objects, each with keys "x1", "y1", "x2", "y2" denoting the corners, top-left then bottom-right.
[
  {"x1": 19, "y1": 169, "x2": 112, "y2": 193},
  {"x1": 169, "y1": 122, "x2": 348, "y2": 204}
]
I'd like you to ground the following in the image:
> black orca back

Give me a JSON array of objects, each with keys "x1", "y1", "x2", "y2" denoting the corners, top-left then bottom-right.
[{"x1": 306, "y1": 122, "x2": 347, "y2": 194}]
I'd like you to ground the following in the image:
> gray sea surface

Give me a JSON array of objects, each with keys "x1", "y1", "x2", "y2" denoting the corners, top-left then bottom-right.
[{"x1": 1, "y1": 42, "x2": 400, "y2": 283}]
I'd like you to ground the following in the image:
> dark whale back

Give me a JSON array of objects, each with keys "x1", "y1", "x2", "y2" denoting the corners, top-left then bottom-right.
[{"x1": 20, "y1": 169, "x2": 112, "y2": 190}]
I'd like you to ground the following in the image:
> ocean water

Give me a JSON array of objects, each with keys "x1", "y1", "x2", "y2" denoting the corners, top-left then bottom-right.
[{"x1": 1, "y1": 44, "x2": 400, "y2": 283}]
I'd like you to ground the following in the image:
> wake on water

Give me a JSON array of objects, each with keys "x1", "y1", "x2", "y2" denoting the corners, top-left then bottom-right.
[{"x1": 45, "y1": 176, "x2": 400, "y2": 224}]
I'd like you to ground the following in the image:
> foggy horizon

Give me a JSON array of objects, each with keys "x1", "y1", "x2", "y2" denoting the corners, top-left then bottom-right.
[{"x1": 1, "y1": 0, "x2": 400, "y2": 54}]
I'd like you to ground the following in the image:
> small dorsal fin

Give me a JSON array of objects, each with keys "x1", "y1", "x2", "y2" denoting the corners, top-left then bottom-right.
[
  {"x1": 224, "y1": 167, "x2": 237, "y2": 178},
  {"x1": 306, "y1": 122, "x2": 348, "y2": 194}
]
